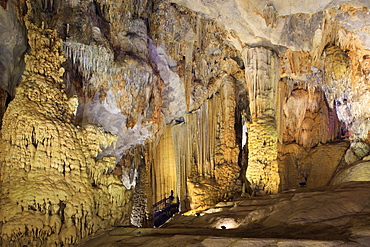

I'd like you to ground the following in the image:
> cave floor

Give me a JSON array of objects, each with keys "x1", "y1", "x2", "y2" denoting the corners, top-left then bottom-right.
[{"x1": 79, "y1": 182, "x2": 370, "y2": 247}]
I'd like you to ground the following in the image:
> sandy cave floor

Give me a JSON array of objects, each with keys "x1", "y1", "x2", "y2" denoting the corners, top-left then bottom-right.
[{"x1": 79, "y1": 182, "x2": 370, "y2": 247}]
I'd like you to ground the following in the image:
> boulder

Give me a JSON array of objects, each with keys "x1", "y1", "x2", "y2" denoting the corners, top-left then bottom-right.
[{"x1": 331, "y1": 161, "x2": 370, "y2": 185}]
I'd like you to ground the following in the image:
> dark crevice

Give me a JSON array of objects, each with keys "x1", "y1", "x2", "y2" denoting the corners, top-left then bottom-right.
[
  {"x1": 0, "y1": 0, "x2": 8, "y2": 9},
  {"x1": 57, "y1": 200, "x2": 66, "y2": 224}
]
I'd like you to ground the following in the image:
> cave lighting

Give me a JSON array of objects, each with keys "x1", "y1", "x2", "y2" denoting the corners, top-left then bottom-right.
[{"x1": 214, "y1": 218, "x2": 240, "y2": 229}]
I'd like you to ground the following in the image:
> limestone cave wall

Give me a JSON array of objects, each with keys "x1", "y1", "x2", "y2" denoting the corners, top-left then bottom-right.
[
  {"x1": 0, "y1": 0, "x2": 248, "y2": 245},
  {"x1": 1, "y1": 0, "x2": 370, "y2": 246},
  {"x1": 0, "y1": 4, "x2": 132, "y2": 246},
  {"x1": 276, "y1": 6, "x2": 370, "y2": 189}
]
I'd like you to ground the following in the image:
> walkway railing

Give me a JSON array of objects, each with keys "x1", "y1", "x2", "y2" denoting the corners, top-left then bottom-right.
[{"x1": 153, "y1": 191, "x2": 179, "y2": 227}]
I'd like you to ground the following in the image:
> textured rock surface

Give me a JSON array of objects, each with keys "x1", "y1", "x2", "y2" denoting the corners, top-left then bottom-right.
[
  {"x1": 278, "y1": 141, "x2": 349, "y2": 189},
  {"x1": 1, "y1": 0, "x2": 370, "y2": 245},
  {"x1": 80, "y1": 182, "x2": 370, "y2": 246},
  {"x1": 146, "y1": 75, "x2": 243, "y2": 211},
  {"x1": 62, "y1": 0, "x2": 162, "y2": 162},
  {"x1": 1, "y1": 0, "x2": 248, "y2": 244},
  {"x1": 242, "y1": 47, "x2": 280, "y2": 195},
  {"x1": 0, "y1": 3, "x2": 132, "y2": 246},
  {"x1": 0, "y1": 1, "x2": 26, "y2": 96},
  {"x1": 331, "y1": 161, "x2": 370, "y2": 184}
]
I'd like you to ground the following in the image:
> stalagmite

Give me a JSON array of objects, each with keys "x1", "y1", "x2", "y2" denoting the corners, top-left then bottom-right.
[
  {"x1": 2, "y1": 0, "x2": 370, "y2": 245},
  {"x1": 0, "y1": 3, "x2": 132, "y2": 246},
  {"x1": 242, "y1": 47, "x2": 280, "y2": 195}
]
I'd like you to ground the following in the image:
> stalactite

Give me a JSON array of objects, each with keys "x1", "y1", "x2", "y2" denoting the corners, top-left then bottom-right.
[
  {"x1": 63, "y1": 41, "x2": 113, "y2": 85},
  {"x1": 169, "y1": 76, "x2": 240, "y2": 209},
  {"x1": 116, "y1": 145, "x2": 151, "y2": 227},
  {"x1": 146, "y1": 76, "x2": 241, "y2": 211},
  {"x1": 307, "y1": 5, "x2": 370, "y2": 142},
  {"x1": 242, "y1": 47, "x2": 280, "y2": 195},
  {"x1": 243, "y1": 47, "x2": 279, "y2": 120},
  {"x1": 149, "y1": 125, "x2": 177, "y2": 203}
]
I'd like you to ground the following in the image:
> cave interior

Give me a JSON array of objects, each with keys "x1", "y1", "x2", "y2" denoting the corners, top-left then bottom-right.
[{"x1": 1, "y1": 0, "x2": 370, "y2": 246}]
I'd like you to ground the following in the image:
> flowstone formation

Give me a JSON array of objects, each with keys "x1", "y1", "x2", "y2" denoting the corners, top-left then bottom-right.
[
  {"x1": 0, "y1": 4, "x2": 132, "y2": 246},
  {"x1": 1, "y1": 1, "x2": 248, "y2": 244},
  {"x1": 59, "y1": 0, "x2": 164, "y2": 191},
  {"x1": 276, "y1": 6, "x2": 370, "y2": 189},
  {"x1": 61, "y1": 0, "x2": 247, "y2": 212},
  {"x1": 243, "y1": 47, "x2": 280, "y2": 194},
  {"x1": 2, "y1": 0, "x2": 370, "y2": 245},
  {"x1": 169, "y1": 0, "x2": 370, "y2": 193},
  {"x1": 145, "y1": 1, "x2": 247, "y2": 210}
]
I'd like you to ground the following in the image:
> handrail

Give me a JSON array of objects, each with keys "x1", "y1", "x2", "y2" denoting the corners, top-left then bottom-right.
[
  {"x1": 153, "y1": 190, "x2": 175, "y2": 211},
  {"x1": 153, "y1": 190, "x2": 178, "y2": 227}
]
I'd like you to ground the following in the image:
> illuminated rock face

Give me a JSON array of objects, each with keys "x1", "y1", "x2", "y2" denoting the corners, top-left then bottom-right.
[
  {"x1": 0, "y1": 3, "x2": 132, "y2": 246},
  {"x1": 146, "y1": 1, "x2": 246, "y2": 210},
  {"x1": 331, "y1": 161, "x2": 370, "y2": 184},
  {"x1": 1, "y1": 0, "x2": 370, "y2": 245},
  {"x1": 0, "y1": 1, "x2": 247, "y2": 244},
  {"x1": 171, "y1": 76, "x2": 241, "y2": 210},
  {"x1": 279, "y1": 141, "x2": 349, "y2": 189},
  {"x1": 242, "y1": 47, "x2": 280, "y2": 194}
]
